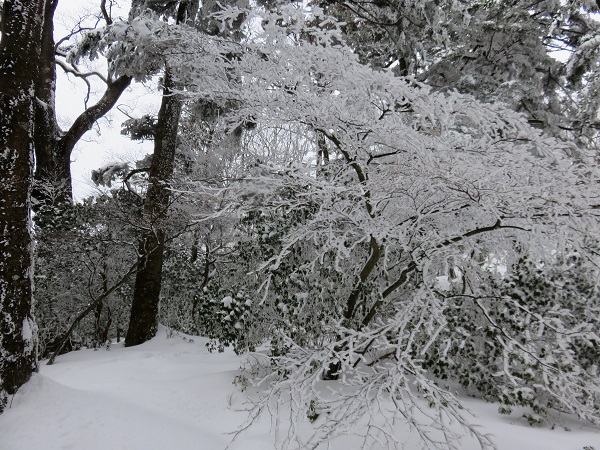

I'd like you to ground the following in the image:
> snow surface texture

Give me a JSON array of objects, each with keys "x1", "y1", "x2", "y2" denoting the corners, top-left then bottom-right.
[{"x1": 1, "y1": 326, "x2": 598, "y2": 450}]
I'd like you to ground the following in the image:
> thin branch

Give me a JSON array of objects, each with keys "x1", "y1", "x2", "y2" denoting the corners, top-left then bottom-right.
[
  {"x1": 100, "y1": 0, "x2": 113, "y2": 25},
  {"x1": 55, "y1": 58, "x2": 108, "y2": 84},
  {"x1": 47, "y1": 260, "x2": 139, "y2": 365}
]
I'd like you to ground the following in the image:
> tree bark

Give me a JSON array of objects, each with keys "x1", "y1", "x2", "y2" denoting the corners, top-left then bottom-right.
[
  {"x1": 125, "y1": 70, "x2": 182, "y2": 346},
  {"x1": 125, "y1": 0, "x2": 234, "y2": 346},
  {"x1": 0, "y1": 0, "x2": 46, "y2": 412},
  {"x1": 31, "y1": 0, "x2": 63, "y2": 205}
]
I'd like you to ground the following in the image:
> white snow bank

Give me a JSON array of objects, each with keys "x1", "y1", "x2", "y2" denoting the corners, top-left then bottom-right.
[{"x1": 1, "y1": 327, "x2": 598, "y2": 450}]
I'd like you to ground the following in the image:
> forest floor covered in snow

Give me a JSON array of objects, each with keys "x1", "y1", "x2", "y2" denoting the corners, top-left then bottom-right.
[{"x1": 1, "y1": 327, "x2": 598, "y2": 450}]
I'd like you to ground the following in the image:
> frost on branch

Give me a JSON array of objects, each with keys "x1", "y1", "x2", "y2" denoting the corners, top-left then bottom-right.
[
  {"x1": 91, "y1": 162, "x2": 130, "y2": 188},
  {"x1": 165, "y1": 5, "x2": 600, "y2": 449},
  {"x1": 121, "y1": 115, "x2": 157, "y2": 140},
  {"x1": 69, "y1": 12, "x2": 239, "y2": 85},
  {"x1": 68, "y1": 17, "x2": 168, "y2": 81}
]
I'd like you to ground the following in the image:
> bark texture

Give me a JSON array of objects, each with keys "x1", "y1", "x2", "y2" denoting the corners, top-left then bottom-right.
[
  {"x1": 31, "y1": 0, "x2": 62, "y2": 204},
  {"x1": 0, "y1": 0, "x2": 46, "y2": 411},
  {"x1": 125, "y1": 70, "x2": 182, "y2": 346}
]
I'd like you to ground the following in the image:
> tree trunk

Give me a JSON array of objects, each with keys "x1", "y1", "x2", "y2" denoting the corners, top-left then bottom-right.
[
  {"x1": 125, "y1": 70, "x2": 182, "y2": 346},
  {"x1": 125, "y1": 0, "x2": 235, "y2": 346},
  {"x1": 0, "y1": 0, "x2": 46, "y2": 412},
  {"x1": 31, "y1": 0, "x2": 65, "y2": 205}
]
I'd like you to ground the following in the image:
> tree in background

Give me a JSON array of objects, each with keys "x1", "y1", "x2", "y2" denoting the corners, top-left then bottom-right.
[
  {"x1": 124, "y1": 0, "x2": 202, "y2": 346},
  {"x1": 319, "y1": 0, "x2": 600, "y2": 148},
  {"x1": 85, "y1": 0, "x2": 247, "y2": 346},
  {"x1": 34, "y1": 196, "x2": 140, "y2": 358},
  {"x1": 0, "y1": 0, "x2": 47, "y2": 412}
]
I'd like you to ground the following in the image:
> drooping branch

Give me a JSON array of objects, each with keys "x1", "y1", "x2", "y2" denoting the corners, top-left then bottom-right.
[
  {"x1": 361, "y1": 219, "x2": 530, "y2": 326},
  {"x1": 434, "y1": 219, "x2": 530, "y2": 250},
  {"x1": 55, "y1": 57, "x2": 108, "y2": 84}
]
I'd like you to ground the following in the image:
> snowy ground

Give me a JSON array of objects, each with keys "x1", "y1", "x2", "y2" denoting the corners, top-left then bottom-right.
[{"x1": 1, "y1": 327, "x2": 599, "y2": 450}]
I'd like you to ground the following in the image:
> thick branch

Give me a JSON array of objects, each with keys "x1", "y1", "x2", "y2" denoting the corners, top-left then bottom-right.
[
  {"x1": 100, "y1": 0, "x2": 112, "y2": 25},
  {"x1": 435, "y1": 219, "x2": 529, "y2": 249},
  {"x1": 381, "y1": 261, "x2": 418, "y2": 300},
  {"x1": 344, "y1": 235, "x2": 382, "y2": 320},
  {"x1": 58, "y1": 75, "x2": 132, "y2": 157},
  {"x1": 358, "y1": 261, "x2": 418, "y2": 329}
]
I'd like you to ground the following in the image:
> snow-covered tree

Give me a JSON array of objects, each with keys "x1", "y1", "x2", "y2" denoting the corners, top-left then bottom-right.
[
  {"x1": 318, "y1": 0, "x2": 600, "y2": 147},
  {"x1": 0, "y1": 0, "x2": 47, "y2": 412},
  {"x1": 34, "y1": 196, "x2": 139, "y2": 358},
  {"x1": 82, "y1": 0, "x2": 248, "y2": 346},
  {"x1": 40, "y1": 1, "x2": 599, "y2": 447},
  {"x1": 165, "y1": 5, "x2": 600, "y2": 448}
]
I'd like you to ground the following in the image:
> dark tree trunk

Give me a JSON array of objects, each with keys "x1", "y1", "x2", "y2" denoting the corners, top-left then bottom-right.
[
  {"x1": 0, "y1": 0, "x2": 46, "y2": 412},
  {"x1": 31, "y1": 0, "x2": 64, "y2": 205},
  {"x1": 125, "y1": 0, "x2": 232, "y2": 347},
  {"x1": 125, "y1": 70, "x2": 182, "y2": 346}
]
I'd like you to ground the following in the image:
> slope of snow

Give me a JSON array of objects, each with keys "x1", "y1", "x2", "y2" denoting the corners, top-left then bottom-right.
[{"x1": 1, "y1": 327, "x2": 598, "y2": 450}]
